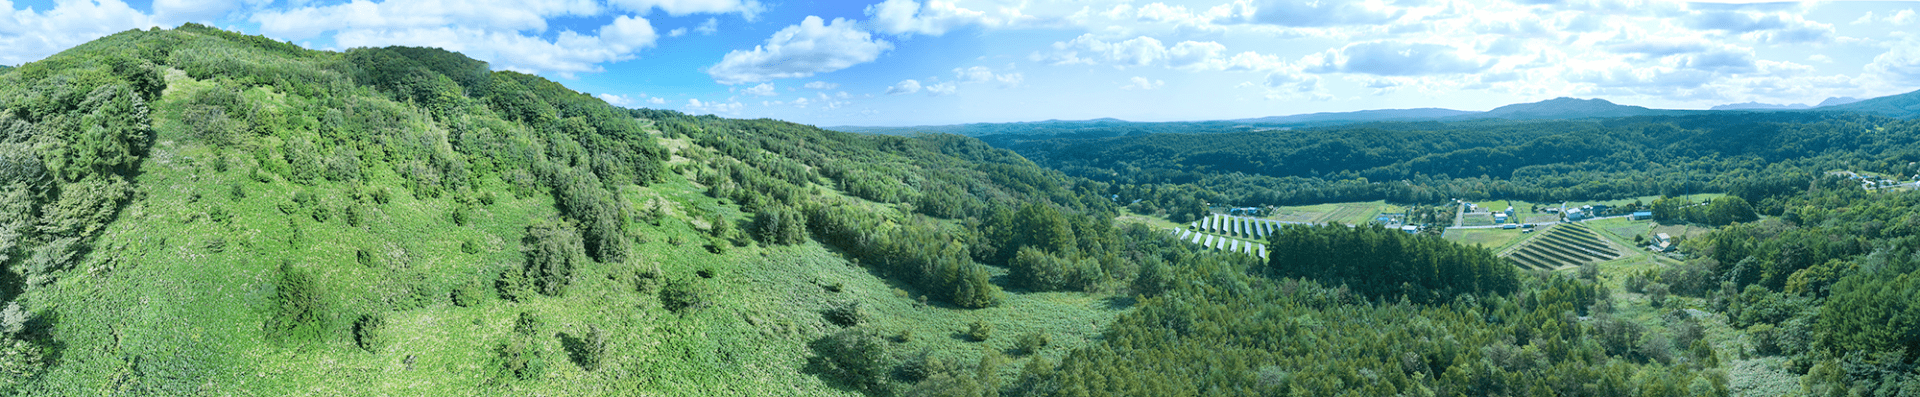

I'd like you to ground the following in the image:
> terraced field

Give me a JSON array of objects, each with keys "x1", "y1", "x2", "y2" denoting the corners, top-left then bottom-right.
[{"x1": 1501, "y1": 223, "x2": 1623, "y2": 271}]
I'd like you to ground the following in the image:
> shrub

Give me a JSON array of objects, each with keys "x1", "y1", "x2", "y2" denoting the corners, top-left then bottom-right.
[
  {"x1": 809, "y1": 327, "x2": 892, "y2": 391},
  {"x1": 522, "y1": 220, "x2": 584, "y2": 297},
  {"x1": 451, "y1": 282, "x2": 486, "y2": 307},
  {"x1": 1646, "y1": 282, "x2": 1671, "y2": 308},
  {"x1": 495, "y1": 337, "x2": 546, "y2": 381},
  {"x1": 0, "y1": 302, "x2": 25, "y2": 337},
  {"x1": 659, "y1": 278, "x2": 710, "y2": 313},
  {"x1": 352, "y1": 313, "x2": 386, "y2": 353},
  {"x1": 460, "y1": 239, "x2": 481, "y2": 254},
  {"x1": 513, "y1": 311, "x2": 541, "y2": 336},
  {"x1": 270, "y1": 261, "x2": 326, "y2": 343},
  {"x1": 966, "y1": 320, "x2": 992, "y2": 342},
  {"x1": 566, "y1": 324, "x2": 610, "y2": 372},
  {"x1": 822, "y1": 301, "x2": 868, "y2": 327},
  {"x1": 1014, "y1": 331, "x2": 1050, "y2": 356}
]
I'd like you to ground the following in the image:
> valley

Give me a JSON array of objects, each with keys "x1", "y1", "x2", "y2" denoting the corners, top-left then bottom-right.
[{"x1": 0, "y1": 22, "x2": 1916, "y2": 397}]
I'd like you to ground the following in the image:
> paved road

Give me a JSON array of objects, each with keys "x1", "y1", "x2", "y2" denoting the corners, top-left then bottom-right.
[{"x1": 1452, "y1": 201, "x2": 1466, "y2": 228}]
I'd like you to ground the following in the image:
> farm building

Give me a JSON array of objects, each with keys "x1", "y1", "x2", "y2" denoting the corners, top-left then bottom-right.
[
  {"x1": 1494, "y1": 213, "x2": 1509, "y2": 223},
  {"x1": 1565, "y1": 208, "x2": 1586, "y2": 221},
  {"x1": 1401, "y1": 225, "x2": 1419, "y2": 234},
  {"x1": 1631, "y1": 211, "x2": 1653, "y2": 220},
  {"x1": 1653, "y1": 233, "x2": 1673, "y2": 252}
]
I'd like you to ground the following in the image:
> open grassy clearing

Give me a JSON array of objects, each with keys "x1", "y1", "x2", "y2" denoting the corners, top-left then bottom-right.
[
  {"x1": 1266, "y1": 200, "x2": 1400, "y2": 225},
  {"x1": 1442, "y1": 228, "x2": 1528, "y2": 252}
]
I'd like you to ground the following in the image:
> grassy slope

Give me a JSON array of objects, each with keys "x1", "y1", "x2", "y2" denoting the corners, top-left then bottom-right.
[{"x1": 15, "y1": 43, "x2": 1123, "y2": 396}]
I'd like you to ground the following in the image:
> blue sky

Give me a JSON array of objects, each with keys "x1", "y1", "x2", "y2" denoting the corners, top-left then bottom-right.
[{"x1": 4, "y1": 0, "x2": 1919, "y2": 126}]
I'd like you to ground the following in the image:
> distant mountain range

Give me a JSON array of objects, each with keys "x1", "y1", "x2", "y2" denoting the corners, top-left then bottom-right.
[{"x1": 832, "y1": 90, "x2": 1920, "y2": 137}]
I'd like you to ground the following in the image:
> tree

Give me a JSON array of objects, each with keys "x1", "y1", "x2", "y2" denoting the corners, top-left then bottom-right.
[{"x1": 522, "y1": 220, "x2": 584, "y2": 297}]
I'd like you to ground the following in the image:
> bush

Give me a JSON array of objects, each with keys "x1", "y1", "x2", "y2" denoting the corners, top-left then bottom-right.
[
  {"x1": 822, "y1": 301, "x2": 868, "y2": 327},
  {"x1": 660, "y1": 278, "x2": 710, "y2": 313},
  {"x1": 522, "y1": 220, "x2": 584, "y2": 297},
  {"x1": 809, "y1": 327, "x2": 892, "y2": 391},
  {"x1": 270, "y1": 261, "x2": 326, "y2": 343},
  {"x1": 495, "y1": 337, "x2": 546, "y2": 381},
  {"x1": 1646, "y1": 282, "x2": 1671, "y2": 308},
  {"x1": 1015, "y1": 331, "x2": 1050, "y2": 356},
  {"x1": 966, "y1": 320, "x2": 992, "y2": 342},
  {"x1": 452, "y1": 282, "x2": 486, "y2": 307},
  {"x1": 565, "y1": 324, "x2": 610, "y2": 372},
  {"x1": 352, "y1": 313, "x2": 386, "y2": 353}
]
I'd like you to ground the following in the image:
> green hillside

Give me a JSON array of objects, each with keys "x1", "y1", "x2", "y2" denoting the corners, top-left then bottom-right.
[{"x1": 0, "y1": 25, "x2": 1178, "y2": 395}]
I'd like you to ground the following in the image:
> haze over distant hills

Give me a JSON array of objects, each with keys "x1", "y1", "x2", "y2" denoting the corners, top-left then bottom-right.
[{"x1": 832, "y1": 90, "x2": 1919, "y2": 137}]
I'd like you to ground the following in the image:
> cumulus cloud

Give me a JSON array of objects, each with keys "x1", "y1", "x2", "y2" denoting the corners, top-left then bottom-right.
[
  {"x1": 886, "y1": 79, "x2": 922, "y2": 95},
  {"x1": 803, "y1": 81, "x2": 839, "y2": 89},
  {"x1": 925, "y1": 82, "x2": 956, "y2": 96},
  {"x1": 953, "y1": 66, "x2": 1022, "y2": 87},
  {"x1": 1607, "y1": 39, "x2": 1711, "y2": 57},
  {"x1": 1227, "y1": 0, "x2": 1403, "y2": 27},
  {"x1": 695, "y1": 17, "x2": 719, "y2": 34},
  {"x1": 1684, "y1": 9, "x2": 1832, "y2": 43},
  {"x1": 648, "y1": 97, "x2": 667, "y2": 105},
  {"x1": 1306, "y1": 41, "x2": 1488, "y2": 76},
  {"x1": 866, "y1": 0, "x2": 990, "y2": 36},
  {"x1": 1122, "y1": 76, "x2": 1164, "y2": 90},
  {"x1": 1868, "y1": 39, "x2": 1920, "y2": 86},
  {"x1": 1039, "y1": 34, "x2": 1250, "y2": 71},
  {"x1": 252, "y1": 0, "x2": 603, "y2": 40},
  {"x1": 743, "y1": 83, "x2": 777, "y2": 96},
  {"x1": 0, "y1": 0, "x2": 154, "y2": 65},
  {"x1": 685, "y1": 98, "x2": 743, "y2": 114},
  {"x1": 598, "y1": 93, "x2": 636, "y2": 106},
  {"x1": 706, "y1": 16, "x2": 893, "y2": 84},
  {"x1": 608, "y1": 0, "x2": 762, "y2": 19},
  {"x1": 328, "y1": 14, "x2": 658, "y2": 76}
]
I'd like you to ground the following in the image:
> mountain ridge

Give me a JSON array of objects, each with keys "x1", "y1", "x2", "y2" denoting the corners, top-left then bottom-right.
[{"x1": 832, "y1": 92, "x2": 1920, "y2": 137}]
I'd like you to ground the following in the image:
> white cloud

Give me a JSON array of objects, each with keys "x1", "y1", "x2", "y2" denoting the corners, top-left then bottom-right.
[
  {"x1": 1893, "y1": 9, "x2": 1916, "y2": 25},
  {"x1": 695, "y1": 17, "x2": 719, "y2": 34},
  {"x1": 1227, "y1": 0, "x2": 1403, "y2": 27},
  {"x1": 685, "y1": 98, "x2": 743, "y2": 114},
  {"x1": 743, "y1": 83, "x2": 777, "y2": 96},
  {"x1": 803, "y1": 81, "x2": 839, "y2": 89},
  {"x1": 648, "y1": 97, "x2": 667, "y2": 105},
  {"x1": 328, "y1": 14, "x2": 658, "y2": 76},
  {"x1": 953, "y1": 66, "x2": 1023, "y2": 87},
  {"x1": 1306, "y1": 41, "x2": 1489, "y2": 76},
  {"x1": 886, "y1": 79, "x2": 922, "y2": 95},
  {"x1": 866, "y1": 0, "x2": 990, "y2": 36},
  {"x1": 608, "y1": 0, "x2": 761, "y2": 19},
  {"x1": 668, "y1": 27, "x2": 687, "y2": 36},
  {"x1": 598, "y1": 93, "x2": 635, "y2": 106},
  {"x1": 1868, "y1": 38, "x2": 1920, "y2": 86},
  {"x1": 0, "y1": 0, "x2": 155, "y2": 65},
  {"x1": 1122, "y1": 76, "x2": 1163, "y2": 90},
  {"x1": 925, "y1": 82, "x2": 956, "y2": 96},
  {"x1": 251, "y1": 0, "x2": 603, "y2": 40},
  {"x1": 705, "y1": 16, "x2": 893, "y2": 84}
]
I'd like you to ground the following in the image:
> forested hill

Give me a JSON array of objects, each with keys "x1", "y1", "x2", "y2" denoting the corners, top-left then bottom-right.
[
  {"x1": 985, "y1": 112, "x2": 1920, "y2": 210},
  {"x1": 0, "y1": 24, "x2": 1181, "y2": 395}
]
